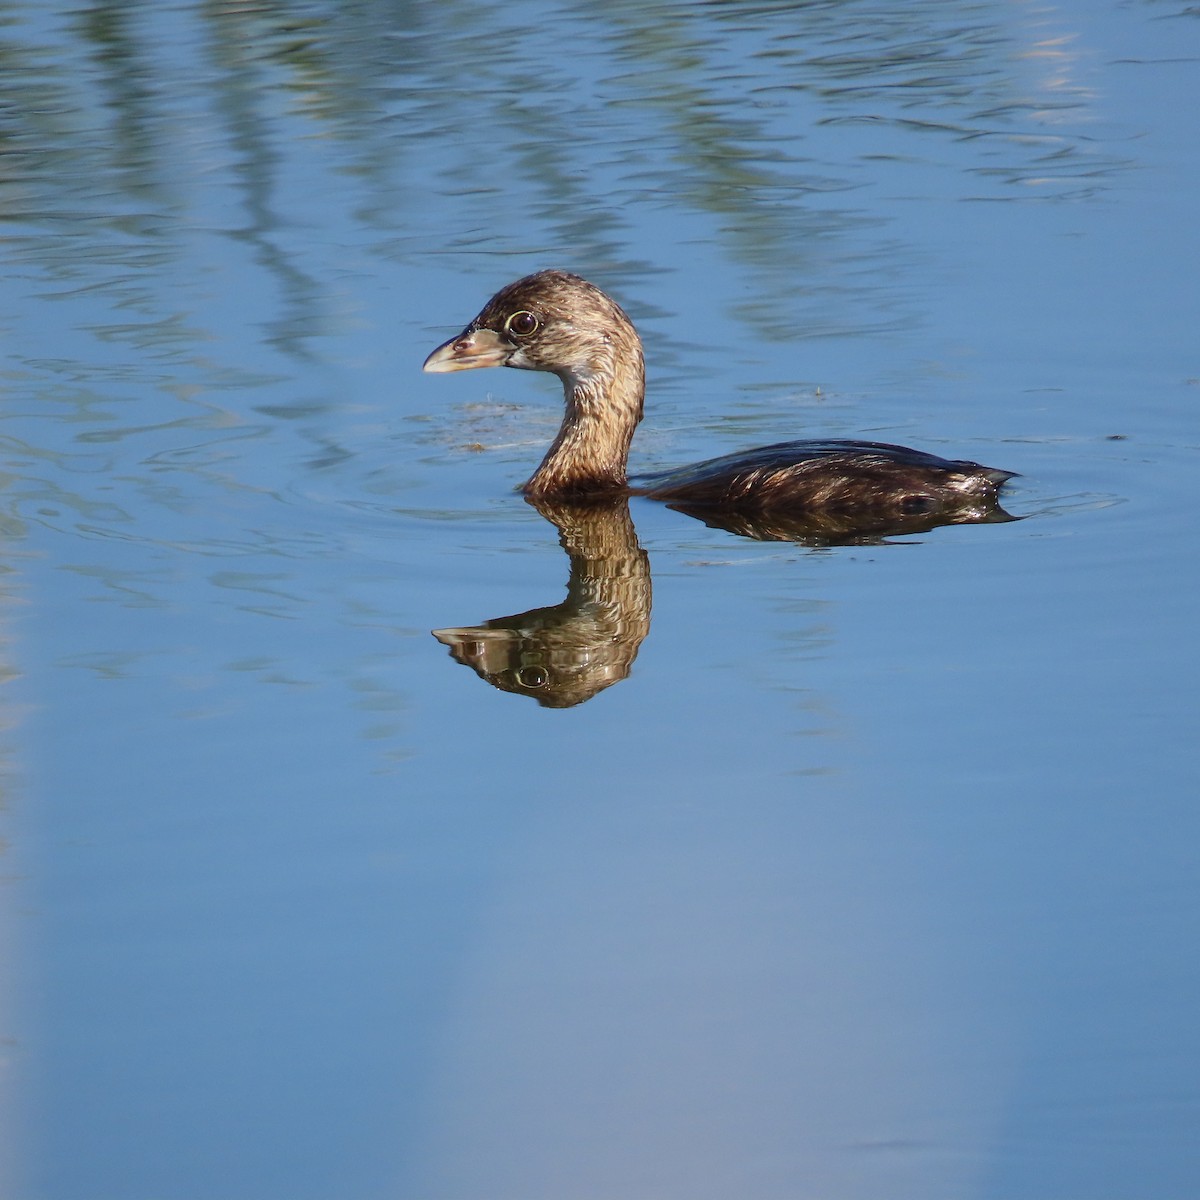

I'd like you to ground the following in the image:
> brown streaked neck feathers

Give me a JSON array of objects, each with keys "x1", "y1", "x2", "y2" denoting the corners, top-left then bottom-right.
[{"x1": 524, "y1": 331, "x2": 645, "y2": 499}]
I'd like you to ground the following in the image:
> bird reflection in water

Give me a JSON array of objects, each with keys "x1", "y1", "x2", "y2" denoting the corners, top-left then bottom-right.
[
  {"x1": 432, "y1": 493, "x2": 1018, "y2": 707},
  {"x1": 432, "y1": 499, "x2": 651, "y2": 708},
  {"x1": 669, "y1": 497, "x2": 1017, "y2": 544}
]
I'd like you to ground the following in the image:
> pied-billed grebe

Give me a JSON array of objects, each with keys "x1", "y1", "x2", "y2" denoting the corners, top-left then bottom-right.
[{"x1": 424, "y1": 270, "x2": 1014, "y2": 518}]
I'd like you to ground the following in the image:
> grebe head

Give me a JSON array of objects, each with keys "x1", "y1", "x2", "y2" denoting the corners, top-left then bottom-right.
[{"x1": 423, "y1": 269, "x2": 642, "y2": 391}]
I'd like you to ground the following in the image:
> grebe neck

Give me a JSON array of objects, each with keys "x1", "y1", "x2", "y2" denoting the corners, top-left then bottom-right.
[{"x1": 524, "y1": 352, "x2": 645, "y2": 499}]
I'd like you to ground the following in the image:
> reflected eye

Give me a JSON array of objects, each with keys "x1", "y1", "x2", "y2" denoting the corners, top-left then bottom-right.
[{"x1": 506, "y1": 310, "x2": 539, "y2": 337}]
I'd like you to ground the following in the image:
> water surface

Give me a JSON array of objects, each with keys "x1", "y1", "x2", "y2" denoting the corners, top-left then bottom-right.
[{"x1": 1, "y1": 2, "x2": 1198, "y2": 1198}]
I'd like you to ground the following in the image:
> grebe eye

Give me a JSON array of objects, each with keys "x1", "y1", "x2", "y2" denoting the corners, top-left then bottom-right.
[
  {"x1": 515, "y1": 665, "x2": 548, "y2": 688},
  {"x1": 506, "y1": 310, "x2": 539, "y2": 337}
]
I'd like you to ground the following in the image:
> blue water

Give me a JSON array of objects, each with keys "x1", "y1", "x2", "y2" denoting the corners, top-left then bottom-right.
[{"x1": 2, "y1": 2, "x2": 1198, "y2": 1197}]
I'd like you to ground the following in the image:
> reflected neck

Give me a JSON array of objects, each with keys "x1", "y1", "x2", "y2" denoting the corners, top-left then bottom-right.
[{"x1": 523, "y1": 353, "x2": 645, "y2": 499}]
